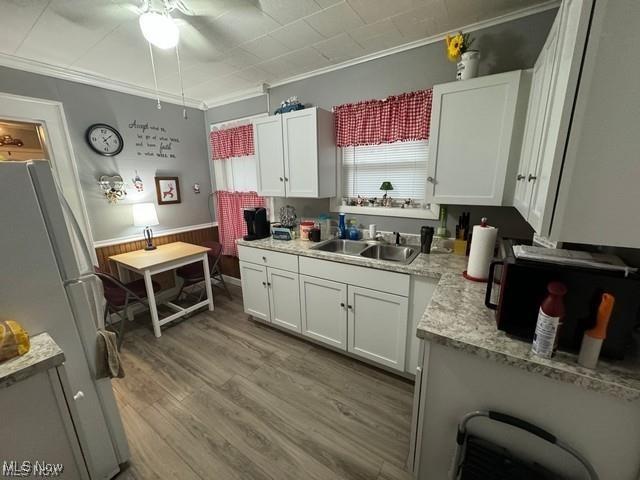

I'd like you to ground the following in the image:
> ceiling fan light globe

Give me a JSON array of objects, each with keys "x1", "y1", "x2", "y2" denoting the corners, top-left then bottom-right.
[{"x1": 139, "y1": 11, "x2": 179, "y2": 49}]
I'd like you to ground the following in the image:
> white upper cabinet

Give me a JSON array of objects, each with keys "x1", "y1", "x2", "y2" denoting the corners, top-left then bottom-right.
[
  {"x1": 426, "y1": 70, "x2": 530, "y2": 206},
  {"x1": 254, "y1": 107, "x2": 336, "y2": 198},
  {"x1": 515, "y1": 0, "x2": 593, "y2": 236},
  {"x1": 254, "y1": 116, "x2": 286, "y2": 197}
]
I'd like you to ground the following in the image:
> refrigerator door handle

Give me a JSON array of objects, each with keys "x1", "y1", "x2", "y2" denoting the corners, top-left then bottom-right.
[{"x1": 53, "y1": 176, "x2": 96, "y2": 274}]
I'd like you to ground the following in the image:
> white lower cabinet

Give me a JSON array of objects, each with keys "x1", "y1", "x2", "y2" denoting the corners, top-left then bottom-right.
[
  {"x1": 240, "y1": 248, "x2": 413, "y2": 373},
  {"x1": 268, "y1": 268, "x2": 301, "y2": 333},
  {"x1": 240, "y1": 262, "x2": 270, "y2": 321},
  {"x1": 348, "y1": 286, "x2": 409, "y2": 371},
  {"x1": 240, "y1": 260, "x2": 302, "y2": 333},
  {"x1": 300, "y1": 275, "x2": 348, "y2": 350}
]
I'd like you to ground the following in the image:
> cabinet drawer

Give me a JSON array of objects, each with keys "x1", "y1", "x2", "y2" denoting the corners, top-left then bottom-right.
[
  {"x1": 299, "y1": 256, "x2": 409, "y2": 297},
  {"x1": 238, "y1": 246, "x2": 298, "y2": 273}
]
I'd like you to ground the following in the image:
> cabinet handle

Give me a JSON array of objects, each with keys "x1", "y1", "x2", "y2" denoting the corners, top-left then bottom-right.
[
  {"x1": 340, "y1": 302, "x2": 345, "y2": 308},
  {"x1": 262, "y1": 281, "x2": 266, "y2": 287},
  {"x1": 262, "y1": 256, "x2": 267, "y2": 262},
  {"x1": 517, "y1": 174, "x2": 525, "y2": 181},
  {"x1": 279, "y1": 177, "x2": 284, "y2": 182},
  {"x1": 267, "y1": 282, "x2": 272, "y2": 287},
  {"x1": 347, "y1": 305, "x2": 353, "y2": 310},
  {"x1": 73, "y1": 391, "x2": 85, "y2": 401},
  {"x1": 284, "y1": 177, "x2": 289, "y2": 182},
  {"x1": 528, "y1": 174, "x2": 537, "y2": 182},
  {"x1": 427, "y1": 176, "x2": 434, "y2": 183}
]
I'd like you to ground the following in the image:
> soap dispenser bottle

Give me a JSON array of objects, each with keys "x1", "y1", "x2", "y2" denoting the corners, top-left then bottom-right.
[{"x1": 338, "y1": 213, "x2": 347, "y2": 239}]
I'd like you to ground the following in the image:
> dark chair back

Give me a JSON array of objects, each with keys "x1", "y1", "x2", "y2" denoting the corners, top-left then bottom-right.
[{"x1": 202, "y1": 241, "x2": 224, "y2": 273}]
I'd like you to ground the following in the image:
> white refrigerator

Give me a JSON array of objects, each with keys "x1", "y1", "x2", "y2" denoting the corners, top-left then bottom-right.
[{"x1": 0, "y1": 160, "x2": 130, "y2": 479}]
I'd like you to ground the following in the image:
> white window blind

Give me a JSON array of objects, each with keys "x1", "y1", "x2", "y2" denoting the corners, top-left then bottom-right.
[
  {"x1": 342, "y1": 140, "x2": 429, "y2": 202},
  {"x1": 212, "y1": 154, "x2": 257, "y2": 192}
]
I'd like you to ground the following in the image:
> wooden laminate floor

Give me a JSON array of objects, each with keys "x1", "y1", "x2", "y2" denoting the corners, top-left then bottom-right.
[{"x1": 112, "y1": 285, "x2": 414, "y2": 480}]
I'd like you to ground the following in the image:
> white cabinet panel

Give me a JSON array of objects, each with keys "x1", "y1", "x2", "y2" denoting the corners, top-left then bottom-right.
[
  {"x1": 253, "y1": 108, "x2": 336, "y2": 198},
  {"x1": 268, "y1": 268, "x2": 301, "y2": 333},
  {"x1": 240, "y1": 261, "x2": 270, "y2": 321},
  {"x1": 300, "y1": 275, "x2": 347, "y2": 350},
  {"x1": 254, "y1": 115, "x2": 285, "y2": 197},
  {"x1": 427, "y1": 70, "x2": 529, "y2": 206},
  {"x1": 283, "y1": 109, "x2": 319, "y2": 197},
  {"x1": 347, "y1": 286, "x2": 408, "y2": 371}
]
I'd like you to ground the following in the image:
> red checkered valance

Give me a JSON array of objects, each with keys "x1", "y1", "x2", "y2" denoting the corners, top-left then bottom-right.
[
  {"x1": 215, "y1": 190, "x2": 265, "y2": 257},
  {"x1": 210, "y1": 124, "x2": 254, "y2": 160},
  {"x1": 333, "y1": 89, "x2": 433, "y2": 147}
]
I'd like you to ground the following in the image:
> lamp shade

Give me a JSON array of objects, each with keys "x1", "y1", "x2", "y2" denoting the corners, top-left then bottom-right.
[
  {"x1": 132, "y1": 203, "x2": 159, "y2": 227},
  {"x1": 379, "y1": 181, "x2": 394, "y2": 191}
]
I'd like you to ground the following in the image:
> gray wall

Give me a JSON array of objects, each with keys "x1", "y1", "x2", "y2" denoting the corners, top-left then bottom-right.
[
  {"x1": 0, "y1": 65, "x2": 212, "y2": 242},
  {"x1": 267, "y1": 10, "x2": 556, "y2": 237}
]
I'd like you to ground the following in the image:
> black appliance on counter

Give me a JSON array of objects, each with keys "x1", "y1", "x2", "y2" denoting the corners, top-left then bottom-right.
[
  {"x1": 485, "y1": 239, "x2": 640, "y2": 359},
  {"x1": 243, "y1": 207, "x2": 270, "y2": 241}
]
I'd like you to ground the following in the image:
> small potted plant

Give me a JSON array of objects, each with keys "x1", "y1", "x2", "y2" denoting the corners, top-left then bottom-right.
[{"x1": 445, "y1": 32, "x2": 478, "y2": 80}]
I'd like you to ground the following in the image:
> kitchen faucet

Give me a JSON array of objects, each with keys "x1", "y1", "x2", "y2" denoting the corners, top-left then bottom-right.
[{"x1": 394, "y1": 232, "x2": 402, "y2": 245}]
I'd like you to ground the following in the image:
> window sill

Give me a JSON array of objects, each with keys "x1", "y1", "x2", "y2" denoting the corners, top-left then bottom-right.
[{"x1": 330, "y1": 204, "x2": 439, "y2": 220}]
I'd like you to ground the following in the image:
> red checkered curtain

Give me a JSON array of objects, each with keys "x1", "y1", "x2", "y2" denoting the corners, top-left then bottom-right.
[
  {"x1": 210, "y1": 124, "x2": 254, "y2": 160},
  {"x1": 215, "y1": 191, "x2": 265, "y2": 257},
  {"x1": 333, "y1": 89, "x2": 433, "y2": 147}
]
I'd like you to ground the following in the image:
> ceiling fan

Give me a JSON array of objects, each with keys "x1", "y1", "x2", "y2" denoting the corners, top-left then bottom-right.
[{"x1": 138, "y1": 0, "x2": 194, "y2": 49}]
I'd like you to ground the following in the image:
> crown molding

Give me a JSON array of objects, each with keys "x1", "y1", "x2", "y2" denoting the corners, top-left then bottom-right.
[
  {"x1": 0, "y1": 0, "x2": 558, "y2": 111},
  {"x1": 202, "y1": 0, "x2": 560, "y2": 108},
  {"x1": 269, "y1": 0, "x2": 560, "y2": 89},
  {"x1": 0, "y1": 52, "x2": 206, "y2": 110},
  {"x1": 202, "y1": 84, "x2": 269, "y2": 109}
]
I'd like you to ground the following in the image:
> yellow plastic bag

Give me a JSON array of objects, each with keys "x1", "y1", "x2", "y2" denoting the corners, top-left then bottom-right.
[{"x1": 0, "y1": 320, "x2": 30, "y2": 362}]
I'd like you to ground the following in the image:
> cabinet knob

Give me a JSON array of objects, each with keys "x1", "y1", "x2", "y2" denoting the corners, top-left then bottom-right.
[
  {"x1": 73, "y1": 391, "x2": 85, "y2": 401},
  {"x1": 347, "y1": 305, "x2": 353, "y2": 310},
  {"x1": 528, "y1": 174, "x2": 537, "y2": 182},
  {"x1": 262, "y1": 256, "x2": 267, "y2": 262},
  {"x1": 427, "y1": 176, "x2": 434, "y2": 183},
  {"x1": 262, "y1": 281, "x2": 266, "y2": 287},
  {"x1": 279, "y1": 177, "x2": 284, "y2": 182},
  {"x1": 340, "y1": 302, "x2": 345, "y2": 308},
  {"x1": 284, "y1": 177, "x2": 289, "y2": 182},
  {"x1": 267, "y1": 282, "x2": 272, "y2": 287},
  {"x1": 517, "y1": 174, "x2": 525, "y2": 181}
]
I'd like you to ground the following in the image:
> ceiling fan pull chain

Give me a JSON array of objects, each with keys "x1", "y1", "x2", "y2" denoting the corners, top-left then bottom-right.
[
  {"x1": 147, "y1": 42, "x2": 162, "y2": 110},
  {"x1": 175, "y1": 44, "x2": 188, "y2": 119}
]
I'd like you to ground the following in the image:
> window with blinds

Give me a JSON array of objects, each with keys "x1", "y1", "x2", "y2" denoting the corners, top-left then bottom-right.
[{"x1": 341, "y1": 140, "x2": 429, "y2": 202}]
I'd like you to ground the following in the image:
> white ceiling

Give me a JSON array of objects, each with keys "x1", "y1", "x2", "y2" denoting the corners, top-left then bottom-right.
[{"x1": 0, "y1": 0, "x2": 553, "y2": 107}]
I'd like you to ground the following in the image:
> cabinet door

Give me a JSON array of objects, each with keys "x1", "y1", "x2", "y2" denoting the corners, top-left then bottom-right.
[
  {"x1": 254, "y1": 116, "x2": 286, "y2": 197},
  {"x1": 513, "y1": 44, "x2": 550, "y2": 217},
  {"x1": 282, "y1": 108, "x2": 319, "y2": 197},
  {"x1": 240, "y1": 261, "x2": 270, "y2": 321},
  {"x1": 347, "y1": 286, "x2": 408, "y2": 371},
  {"x1": 527, "y1": 0, "x2": 593, "y2": 235},
  {"x1": 299, "y1": 275, "x2": 347, "y2": 350},
  {"x1": 427, "y1": 71, "x2": 523, "y2": 205},
  {"x1": 267, "y1": 268, "x2": 301, "y2": 333}
]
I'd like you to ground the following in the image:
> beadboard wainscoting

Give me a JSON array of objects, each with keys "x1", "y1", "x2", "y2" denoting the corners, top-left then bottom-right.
[{"x1": 94, "y1": 225, "x2": 241, "y2": 288}]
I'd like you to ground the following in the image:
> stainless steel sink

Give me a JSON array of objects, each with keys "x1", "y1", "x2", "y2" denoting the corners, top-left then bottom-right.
[
  {"x1": 310, "y1": 239, "x2": 369, "y2": 254},
  {"x1": 310, "y1": 238, "x2": 419, "y2": 264},
  {"x1": 359, "y1": 244, "x2": 419, "y2": 264}
]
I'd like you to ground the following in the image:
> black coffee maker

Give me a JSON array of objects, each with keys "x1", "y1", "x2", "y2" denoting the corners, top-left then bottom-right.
[{"x1": 243, "y1": 208, "x2": 271, "y2": 240}]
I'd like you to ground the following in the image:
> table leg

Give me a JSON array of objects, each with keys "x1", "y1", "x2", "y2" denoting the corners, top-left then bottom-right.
[
  {"x1": 116, "y1": 263, "x2": 131, "y2": 283},
  {"x1": 202, "y1": 253, "x2": 214, "y2": 312},
  {"x1": 144, "y1": 270, "x2": 161, "y2": 337}
]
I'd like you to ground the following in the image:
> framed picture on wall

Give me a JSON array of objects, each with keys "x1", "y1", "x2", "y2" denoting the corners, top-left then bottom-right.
[{"x1": 155, "y1": 176, "x2": 181, "y2": 205}]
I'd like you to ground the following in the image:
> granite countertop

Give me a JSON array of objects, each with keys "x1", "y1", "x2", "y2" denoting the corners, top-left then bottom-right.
[
  {"x1": 239, "y1": 237, "x2": 640, "y2": 401},
  {"x1": 0, "y1": 332, "x2": 64, "y2": 389}
]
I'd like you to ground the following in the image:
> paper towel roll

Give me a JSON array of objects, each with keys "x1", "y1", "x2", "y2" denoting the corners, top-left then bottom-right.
[{"x1": 467, "y1": 221, "x2": 498, "y2": 280}]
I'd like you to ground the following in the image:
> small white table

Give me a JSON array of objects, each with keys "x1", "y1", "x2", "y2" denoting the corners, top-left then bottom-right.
[{"x1": 109, "y1": 241, "x2": 214, "y2": 337}]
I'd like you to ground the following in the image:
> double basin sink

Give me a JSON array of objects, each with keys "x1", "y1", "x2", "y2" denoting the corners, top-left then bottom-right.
[{"x1": 310, "y1": 239, "x2": 420, "y2": 264}]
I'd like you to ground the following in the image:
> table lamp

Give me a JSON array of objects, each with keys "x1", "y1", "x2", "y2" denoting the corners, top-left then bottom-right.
[{"x1": 132, "y1": 202, "x2": 159, "y2": 250}]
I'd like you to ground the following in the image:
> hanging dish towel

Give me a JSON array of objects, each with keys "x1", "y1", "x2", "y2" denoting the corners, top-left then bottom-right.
[{"x1": 96, "y1": 330, "x2": 125, "y2": 379}]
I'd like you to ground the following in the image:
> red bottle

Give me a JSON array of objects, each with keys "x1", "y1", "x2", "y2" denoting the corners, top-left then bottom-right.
[{"x1": 532, "y1": 281, "x2": 568, "y2": 358}]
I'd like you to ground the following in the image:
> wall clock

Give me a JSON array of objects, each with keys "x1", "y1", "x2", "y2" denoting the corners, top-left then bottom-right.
[{"x1": 86, "y1": 123, "x2": 124, "y2": 156}]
